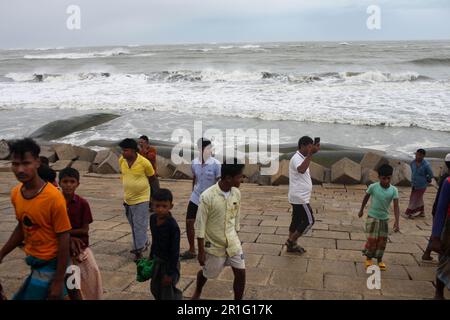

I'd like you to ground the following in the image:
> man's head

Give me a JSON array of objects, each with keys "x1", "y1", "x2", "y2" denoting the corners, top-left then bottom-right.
[
  {"x1": 38, "y1": 164, "x2": 57, "y2": 184},
  {"x1": 445, "y1": 153, "x2": 450, "y2": 171},
  {"x1": 59, "y1": 167, "x2": 80, "y2": 196},
  {"x1": 221, "y1": 159, "x2": 245, "y2": 189},
  {"x1": 415, "y1": 149, "x2": 426, "y2": 162},
  {"x1": 197, "y1": 138, "x2": 212, "y2": 160},
  {"x1": 119, "y1": 138, "x2": 138, "y2": 160},
  {"x1": 138, "y1": 135, "x2": 149, "y2": 149},
  {"x1": 152, "y1": 188, "x2": 174, "y2": 216},
  {"x1": 377, "y1": 164, "x2": 394, "y2": 188},
  {"x1": 298, "y1": 136, "x2": 314, "y2": 155},
  {"x1": 9, "y1": 138, "x2": 41, "y2": 183}
]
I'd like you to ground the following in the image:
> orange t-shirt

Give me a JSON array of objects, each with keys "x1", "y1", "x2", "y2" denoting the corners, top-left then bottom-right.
[{"x1": 11, "y1": 183, "x2": 72, "y2": 261}]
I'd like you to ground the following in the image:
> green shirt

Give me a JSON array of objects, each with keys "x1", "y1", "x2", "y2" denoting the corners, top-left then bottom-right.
[{"x1": 367, "y1": 182, "x2": 399, "y2": 220}]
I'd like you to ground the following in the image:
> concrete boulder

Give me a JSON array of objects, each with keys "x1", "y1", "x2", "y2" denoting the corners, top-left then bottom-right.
[
  {"x1": 362, "y1": 169, "x2": 379, "y2": 185},
  {"x1": 156, "y1": 155, "x2": 176, "y2": 178},
  {"x1": 271, "y1": 159, "x2": 289, "y2": 186},
  {"x1": 0, "y1": 140, "x2": 10, "y2": 160},
  {"x1": 243, "y1": 164, "x2": 261, "y2": 184},
  {"x1": 389, "y1": 160, "x2": 412, "y2": 187},
  {"x1": 51, "y1": 160, "x2": 72, "y2": 171},
  {"x1": 360, "y1": 152, "x2": 387, "y2": 172},
  {"x1": 75, "y1": 146, "x2": 97, "y2": 162},
  {"x1": 310, "y1": 161, "x2": 326, "y2": 185},
  {"x1": 71, "y1": 160, "x2": 92, "y2": 173},
  {"x1": 94, "y1": 152, "x2": 120, "y2": 174},
  {"x1": 428, "y1": 159, "x2": 445, "y2": 179},
  {"x1": 331, "y1": 158, "x2": 362, "y2": 185},
  {"x1": 39, "y1": 145, "x2": 57, "y2": 163},
  {"x1": 54, "y1": 144, "x2": 78, "y2": 161},
  {"x1": 93, "y1": 149, "x2": 111, "y2": 165},
  {"x1": 172, "y1": 164, "x2": 193, "y2": 180}
]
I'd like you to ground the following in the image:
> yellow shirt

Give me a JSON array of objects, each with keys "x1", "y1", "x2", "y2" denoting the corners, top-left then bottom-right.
[
  {"x1": 119, "y1": 154, "x2": 155, "y2": 205},
  {"x1": 195, "y1": 183, "x2": 242, "y2": 257}
]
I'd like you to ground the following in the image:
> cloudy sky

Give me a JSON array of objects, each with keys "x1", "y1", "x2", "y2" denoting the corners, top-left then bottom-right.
[{"x1": 1, "y1": 0, "x2": 449, "y2": 49}]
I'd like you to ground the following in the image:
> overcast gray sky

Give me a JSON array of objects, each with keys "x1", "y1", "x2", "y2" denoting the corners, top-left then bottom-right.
[{"x1": 1, "y1": 0, "x2": 449, "y2": 49}]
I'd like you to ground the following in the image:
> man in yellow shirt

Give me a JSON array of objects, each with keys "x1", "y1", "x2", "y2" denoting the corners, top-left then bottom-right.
[
  {"x1": 192, "y1": 160, "x2": 246, "y2": 300},
  {"x1": 119, "y1": 138, "x2": 157, "y2": 261}
]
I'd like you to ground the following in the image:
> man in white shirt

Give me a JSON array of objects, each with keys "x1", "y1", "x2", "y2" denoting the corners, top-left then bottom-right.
[{"x1": 286, "y1": 136, "x2": 320, "y2": 254}]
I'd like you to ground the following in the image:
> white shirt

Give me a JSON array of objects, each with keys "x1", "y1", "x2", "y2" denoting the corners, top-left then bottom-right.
[
  {"x1": 190, "y1": 156, "x2": 221, "y2": 205},
  {"x1": 288, "y1": 151, "x2": 313, "y2": 204}
]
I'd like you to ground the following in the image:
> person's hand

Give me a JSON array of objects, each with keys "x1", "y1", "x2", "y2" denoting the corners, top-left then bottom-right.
[
  {"x1": 70, "y1": 238, "x2": 85, "y2": 257},
  {"x1": 431, "y1": 237, "x2": 443, "y2": 255},
  {"x1": 358, "y1": 210, "x2": 364, "y2": 218},
  {"x1": 198, "y1": 250, "x2": 206, "y2": 266},
  {"x1": 393, "y1": 221, "x2": 400, "y2": 232},
  {"x1": 162, "y1": 275, "x2": 173, "y2": 287},
  {"x1": 47, "y1": 280, "x2": 64, "y2": 300}
]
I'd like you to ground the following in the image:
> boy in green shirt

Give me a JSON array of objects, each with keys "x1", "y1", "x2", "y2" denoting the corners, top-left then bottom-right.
[{"x1": 359, "y1": 164, "x2": 400, "y2": 271}]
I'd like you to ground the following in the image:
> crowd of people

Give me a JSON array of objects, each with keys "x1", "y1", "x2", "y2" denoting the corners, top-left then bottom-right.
[{"x1": 0, "y1": 136, "x2": 448, "y2": 300}]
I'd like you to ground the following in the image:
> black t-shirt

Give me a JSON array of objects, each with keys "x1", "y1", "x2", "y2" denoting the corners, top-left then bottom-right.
[{"x1": 149, "y1": 213, "x2": 180, "y2": 276}]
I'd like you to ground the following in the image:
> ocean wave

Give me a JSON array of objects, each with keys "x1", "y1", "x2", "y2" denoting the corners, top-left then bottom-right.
[
  {"x1": 4, "y1": 69, "x2": 433, "y2": 84},
  {"x1": 23, "y1": 48, "x2": 131, "y2": 59},
  {"x1": 409, "y1": 57, "x2": 450, "y2": 66}
]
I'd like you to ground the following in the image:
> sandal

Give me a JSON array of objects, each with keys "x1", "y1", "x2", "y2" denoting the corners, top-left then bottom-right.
[
  {"x1": 378, "y1": 262, "x2": 387, "y2": 271},
  {"x1": 285, "y1": 240, "x2": 306, "y2": 254},
  {"x1": 365, "y1": 259, "x2": 373, "y2": 269},
  {"x1": 180, "y1": 250, "x2": 197, "y2": 260}
]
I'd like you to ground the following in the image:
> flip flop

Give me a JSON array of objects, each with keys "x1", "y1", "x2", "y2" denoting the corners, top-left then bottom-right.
[{"x1": 180, "y1": 250, "x2": 197, "y2": 260}]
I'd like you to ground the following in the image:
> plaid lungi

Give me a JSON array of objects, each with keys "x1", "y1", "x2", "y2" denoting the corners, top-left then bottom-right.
[{"x1": 363, "y1": 217, "x2": 389, "y2": 259}]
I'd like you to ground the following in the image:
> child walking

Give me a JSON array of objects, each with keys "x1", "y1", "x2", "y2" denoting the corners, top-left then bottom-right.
[
  {"x1": 359, "y1": 164, "x2": 400, "y2": 270},
  {"x1": 59, "y1": 167, "x2": 103, "y2": 300},
  {"x1": 149, "y1": 188, "x2": 182, "y2": 300}
]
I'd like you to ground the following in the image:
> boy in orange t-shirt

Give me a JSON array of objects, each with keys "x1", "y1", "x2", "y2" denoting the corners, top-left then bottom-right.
[{"x1": 0, "y1": 138, "x2": 71, "y2": 300}]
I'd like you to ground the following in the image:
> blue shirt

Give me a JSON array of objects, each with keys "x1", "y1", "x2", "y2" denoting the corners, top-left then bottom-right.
[
  {"x1": 189, "y1": 157, "x2": 221, "y2": 205},
  {"x1": 410, "y1": 160, "x2": 433, "y2": 189},
  {"x1": 432, "y1": 178, "x2": 450, "y2": 238}
]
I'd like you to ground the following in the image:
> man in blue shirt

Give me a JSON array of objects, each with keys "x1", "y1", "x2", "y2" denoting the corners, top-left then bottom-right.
[
  {"x1": 430, "y1": 176, "x2": 450, "y2": 299},
  {"x1": 405, "y1": 149, "x2": 433, "y2": 219}
]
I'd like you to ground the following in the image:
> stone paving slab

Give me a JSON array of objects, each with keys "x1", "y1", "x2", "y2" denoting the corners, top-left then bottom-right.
[{"x1": 0, "y1": 171, "x2": 446, "y2": 300}]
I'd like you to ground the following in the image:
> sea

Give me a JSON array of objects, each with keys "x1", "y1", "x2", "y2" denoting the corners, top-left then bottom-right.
[{"x1": 0, "y1": 40, "x2": 449, "y2": 157}]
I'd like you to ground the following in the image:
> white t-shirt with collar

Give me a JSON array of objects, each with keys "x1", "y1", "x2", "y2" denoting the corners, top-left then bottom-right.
[{"x1": 288, "y1": 151, "x2": 313, "y2": 205}]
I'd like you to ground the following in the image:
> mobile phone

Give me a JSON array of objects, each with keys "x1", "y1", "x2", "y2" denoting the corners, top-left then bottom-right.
[{"x1": 314, "y1": 137, "x2": 320, "y2": 145}]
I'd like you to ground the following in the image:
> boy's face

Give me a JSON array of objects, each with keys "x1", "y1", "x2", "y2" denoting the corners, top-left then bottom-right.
[
  {"x1": 59, "y1": 176, "x2": 80, "y2": 195},
  {"x1": 153, "y1": 200, "x2": 173, "y2": 216},
  {"x1": 224, "y1": 172, "x2": 244, "y2": 189},
  {"x1": 379, "y1": 175, "x2": 392, "y2": 188},
  {"x1": 11, "y1": 152, "x2": 40, "y2": 183},
  {"x1": 121, "y1": 148, "x2": 136, "y2": 160},
  {"x1": 202, "y1": 145, "x2": 212, "y2": 160},
  {"x1": 415, "y1": 152, "x2": 425, "y2": 162}
]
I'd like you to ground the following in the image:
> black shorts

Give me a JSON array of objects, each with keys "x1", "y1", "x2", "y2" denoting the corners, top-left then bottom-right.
[
  {"x1": 289, "y1": 204, "x2": 315, "y2": 235},
  {"x1": 186, "y1": 201, "x2": 199, "y2": 220}
]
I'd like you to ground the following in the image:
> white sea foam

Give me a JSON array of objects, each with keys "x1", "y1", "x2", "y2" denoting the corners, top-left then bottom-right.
[{"x1": 24, "y1": 48, "x2": 130, "y2": 59}]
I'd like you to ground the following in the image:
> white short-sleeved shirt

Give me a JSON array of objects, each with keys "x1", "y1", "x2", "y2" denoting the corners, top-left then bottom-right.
[
  {"x1": 288, "y1": 151, "x2": 313, "y2": 205},
  {"x1": 190, "y1": 157, "x2": 221, "y2": 205}
]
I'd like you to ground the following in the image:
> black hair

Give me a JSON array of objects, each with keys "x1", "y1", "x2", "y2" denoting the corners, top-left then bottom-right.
[
  {"x1": 9, "y1": 138, "x2": 40, "y2": 159},
  {"x1": 59, "y1": 167, "x2": 80, "y2": 182},
  {"x1": 152, "y1": 188, "x2": 173, "y2": 202},
  {"x1": 139, "y1": 135, "x2": 149, "y2": 142},
  {"x1": 221, "y1": 158, "x2": 245, "y2": 179},
  {"x1": 197, "y1": 138, "x2": 212, "y2": 151},
  {"x1": 298, "y1": 136, "x2": 314, "y2": 149},
  {"x1": 39, "y1": 156, "x2": 49, "y2": 166},
  {"x1": 38, "y1": 164, "x2": 57, "y2": 183},
  {"x1": 445, "y1": 161, "x2": 450, "y2": 170},
  {"x1": 119, "y1": 138, "x2": 138, "y2": 151},
  {"x1": 416, "y1": 149, "x2": 426, "y2": 155},
  {"x1": 377, "y1": 164, "x2": 394, "y2": 177}
]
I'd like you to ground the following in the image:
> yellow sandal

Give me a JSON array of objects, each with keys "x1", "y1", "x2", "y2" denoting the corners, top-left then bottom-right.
[
  {"x1": 378, "y1": 262, "x2": 387, "y2": 271},
  {"x1": 365, "y1": 259, "x2": 373, "y2": 269}
]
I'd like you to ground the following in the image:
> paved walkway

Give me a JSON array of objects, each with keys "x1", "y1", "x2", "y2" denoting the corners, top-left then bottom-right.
[{"x1": 0, "y1": 171, "x2": 447, "y2": 300}]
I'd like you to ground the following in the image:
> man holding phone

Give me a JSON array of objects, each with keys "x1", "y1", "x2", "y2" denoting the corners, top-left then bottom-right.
[{"x1": 285, "y1": 136, "x2": 320, "y2": 254}]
